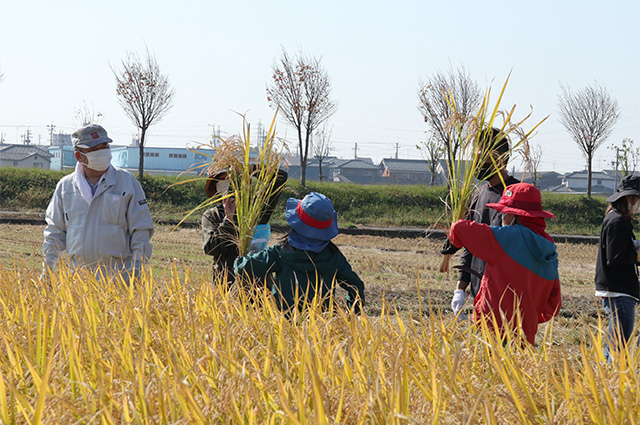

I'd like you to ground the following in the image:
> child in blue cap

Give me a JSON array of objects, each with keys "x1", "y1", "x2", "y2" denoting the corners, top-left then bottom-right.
[{"x1": 234, "y1": 192, "x2": 365, "y2": 314}]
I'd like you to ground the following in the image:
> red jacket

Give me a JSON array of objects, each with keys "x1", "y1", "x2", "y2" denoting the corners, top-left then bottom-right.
[{"x1": 450, "y1": 220, "x2": 561, "y2": 345}]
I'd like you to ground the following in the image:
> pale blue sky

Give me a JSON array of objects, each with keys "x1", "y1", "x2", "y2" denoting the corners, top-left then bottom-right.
[{"x1": 0, "y1": 0, "x2": 638, "y2": 173}]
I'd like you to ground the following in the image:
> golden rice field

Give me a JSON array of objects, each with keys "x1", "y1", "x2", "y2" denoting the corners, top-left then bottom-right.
[{"x1": 0, "y1": 223, "x2": 638, "y2": 424}]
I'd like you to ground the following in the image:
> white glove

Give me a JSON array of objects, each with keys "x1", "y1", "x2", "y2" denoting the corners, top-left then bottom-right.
[
  {"x1": 38, "y1": 267, "x2": 52, "y2": 290},
  {"x1": 451, "y1": 289, "x2": 466, "y2": 315}
]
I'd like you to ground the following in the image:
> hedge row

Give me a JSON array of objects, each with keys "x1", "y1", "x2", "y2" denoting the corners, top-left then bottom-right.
[{"x1": 0, "y1": 167, "x2": 609, "y2": 235}]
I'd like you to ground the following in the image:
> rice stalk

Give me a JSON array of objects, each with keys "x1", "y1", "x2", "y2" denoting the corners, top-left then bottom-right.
[
  {"x1": 168, "y1": 111, "x2": 287, "y2": 249},
  {"x1": 0, "y1": 258, "x2": 638, "y2": 423},
  {"x1": 439, "y1": 74, "x2": 548, "y2": 272}
]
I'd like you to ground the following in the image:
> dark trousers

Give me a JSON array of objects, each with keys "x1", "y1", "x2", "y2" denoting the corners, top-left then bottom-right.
[{"x1": 603, "y1": 296, "x2": 638, "y2": 361}]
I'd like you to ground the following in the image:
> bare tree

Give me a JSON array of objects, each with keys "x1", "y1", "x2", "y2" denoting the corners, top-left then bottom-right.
[
  {"x1": 417, "y1": 131, "x2": 444, "y2": 186},
  {"x1": 113, "y1": 48, "x2": 175, "y2": 179},
  {"x1": 557, "y1": 82, "x2": 620, "y2": 197},
  {"x1": 266, "y1": 48, "x2": 336, "y2": 186},
  {"x1": 528, "y1": 144, "x2": 543, "y2": 187},
  {"x1": 417, "y1": 65, "x2": 481, "y2": 168},
  {"x1": 313, "y1": 125, "x2": 333, "y2": 182},
  {"x1": 609, "y1": 138, "x2": 639, "y2": 178},
  {"x1": 73, "y1": 101, "x2": 103, "y2": 127}
]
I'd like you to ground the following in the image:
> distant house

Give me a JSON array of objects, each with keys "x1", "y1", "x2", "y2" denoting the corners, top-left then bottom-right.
[
  {"x1": 380, "y1": 158, "x2": 433, "y2": 185},
  {"x1": 48, "y1": 145, "x2": 77, "y2": 171},
  {"x1": 333, "y1": 158, "x2": 381, "y2": 184},
  {"x1": 434, "y1": 159, "x2": 471, "y2": 185},
  {"x1": 520, "y1": 171, "x2": 562, "y2": 191},
  {"x1": 0, "y1": 144, "x2": 52, "y2": 169},
  {"x1": 110, "y1": 146, "x2": 215, "y2": 175},
  {"x1": 551, "y1": 170, "x2": 616, "y2": 195},
  {"x1": 285, "y1": 156, "x2": 339, "y2": 182},
  {"x1": 602, "y1": 168, "x2": 625, "y2": 187}
]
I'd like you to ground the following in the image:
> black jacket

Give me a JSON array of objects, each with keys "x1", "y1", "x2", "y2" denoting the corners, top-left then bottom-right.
[
  {"x1": 595, "y1": 209, "x2": 640, "y2": 299},
  {"x1": 458, "y1": 175, "x2": 520, "y2": 297}
]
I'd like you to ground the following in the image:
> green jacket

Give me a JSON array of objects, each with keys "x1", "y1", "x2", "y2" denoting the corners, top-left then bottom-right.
[{"x1": 234, "y1": 242, "x2": 365, "y2": 314}]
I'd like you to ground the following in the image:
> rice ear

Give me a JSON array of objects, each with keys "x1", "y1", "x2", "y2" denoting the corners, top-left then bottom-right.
[
  {"x1": 439, "y1": 77, "x2": 545, "y2": 272},
  {"x1": 227, "y1": 112, "x2": 286, "y2": 257},
  {"x1": 439, "y1": 254, "x2": 451, "y2": 273}
]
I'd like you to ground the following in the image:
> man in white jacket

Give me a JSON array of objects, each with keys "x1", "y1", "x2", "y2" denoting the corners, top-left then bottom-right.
[{"x1": 42, "y1": 124, "x2": 154, "y2": 281}]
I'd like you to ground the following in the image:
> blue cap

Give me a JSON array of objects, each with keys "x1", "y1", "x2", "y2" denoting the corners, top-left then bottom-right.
[{"x1": 285, "y1": 192, "x2": 339, "y2": 244}]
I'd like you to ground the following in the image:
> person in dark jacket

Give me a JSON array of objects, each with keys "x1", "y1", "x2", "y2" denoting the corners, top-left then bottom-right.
[
  {"x1": 595, "y1": 175, "x2": 640, "y2": 360},
  {"x1": 202, "y1": 167, "x2": 288, "y2": 283},
  {"x1": 234, "y1": 192, "x2": 365, "y2": 315},
  {"x1": 442, "y1": 128, "x2": 519, "y2": 317}
]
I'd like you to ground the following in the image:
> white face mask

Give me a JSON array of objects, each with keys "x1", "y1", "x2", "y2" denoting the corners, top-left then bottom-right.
[
  {"x1": 216, "y1": 179, "x2": 230, "y2": 195},
  {"x1": 81, "y1": 148, "x2": 112, "y2": 171},
  {"x1": 501, "y1": 214, "x2": 514, "y2": 227}
]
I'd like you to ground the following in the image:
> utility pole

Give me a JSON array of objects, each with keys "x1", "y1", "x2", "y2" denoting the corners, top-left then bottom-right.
[
  {"x1": 353, "y1": 142, "x2": 358, "y2": 159},
  {"x1": 212, "y1": 124, "x2": 223, "y2": 147},
  {"x1": 256, "y1": 120, "x2": 266, "y2": 149},
  {"x1": 614, "y1": 147, "x2": 620, "y2": 189},
  {"x1": 22, "y1": 128, "x2": 32, "y2": 145},
  {"x1": 209, "y1": 123, "x2": 221, "y2": 147},
  {"x1": 394, "y1": 142, "x2": 400, "y2": 159},
  {"x1": 47, "y1": 122, "x2": 56, "y2": 145}
]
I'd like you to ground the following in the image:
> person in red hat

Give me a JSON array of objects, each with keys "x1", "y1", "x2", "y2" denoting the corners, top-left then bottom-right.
[
  {"x1": 448, "y1": 183, "x2": 561, "y2": 345},
  {"x1": 442, "y1": 128, "x2": 520, "y2": 318}
]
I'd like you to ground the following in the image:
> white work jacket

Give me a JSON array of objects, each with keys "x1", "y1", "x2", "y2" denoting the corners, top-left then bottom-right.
[{"x1": 43, "y1": 164, "x2": 154, "y2": 275}]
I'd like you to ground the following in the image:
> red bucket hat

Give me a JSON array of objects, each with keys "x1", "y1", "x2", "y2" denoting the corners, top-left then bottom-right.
[{"x1": 486, "y1": 183, "x2": 554, "y2": 218}]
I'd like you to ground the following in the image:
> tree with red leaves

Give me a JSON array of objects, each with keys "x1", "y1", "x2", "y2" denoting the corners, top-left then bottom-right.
[
  {"x1": 113, "y1": 48, "x2": 174, "y2": 180},
  {"x1": 266, "y1": 48, "x2": 336, "y2": 186}
]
